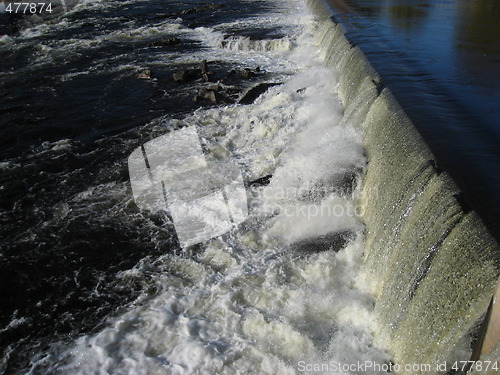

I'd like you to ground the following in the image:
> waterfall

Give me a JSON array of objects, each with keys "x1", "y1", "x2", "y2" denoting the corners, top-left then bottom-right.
[{"x1": 306, "y1": 0, "x2": 500, "y2": 371}]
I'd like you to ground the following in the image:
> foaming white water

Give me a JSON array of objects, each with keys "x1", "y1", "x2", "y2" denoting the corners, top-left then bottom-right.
[
  {"x1": 27, "y1": 1, "x2": 391, "y2": 374},
  {"x1": 193, "y1": 26, "x2": 293, "y2": 54},
  {"x1": 0, "y1": 35, "x2": 13, "y2": 45},
  {"x1": 35, "y1": 238, "x2": 388, "y2": 375},
  {"x1": 185, "y1": 7, "x2": 311, "y2": 72},
  {"x1": 221, "y1": 36, "x2": 293, "y2": 52}
]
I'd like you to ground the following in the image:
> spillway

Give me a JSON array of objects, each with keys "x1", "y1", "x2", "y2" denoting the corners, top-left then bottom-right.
[{"x1": 306, "y1": 0, "x2": 500, "y2": 371}]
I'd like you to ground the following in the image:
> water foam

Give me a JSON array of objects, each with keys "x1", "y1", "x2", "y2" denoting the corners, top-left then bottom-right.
[{"x1": 31, "y1": 238, "x2": 389, "y2": 375}]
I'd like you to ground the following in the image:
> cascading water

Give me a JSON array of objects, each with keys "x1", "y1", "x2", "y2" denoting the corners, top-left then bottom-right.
[{"x1": 306, "y1": 0, "x2": 500, "y2": 372}]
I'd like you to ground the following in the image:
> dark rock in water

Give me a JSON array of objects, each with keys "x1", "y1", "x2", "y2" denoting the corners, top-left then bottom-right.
[
  {"x1": 193, "y1": 88, "x2": 218, "y2": 103},
  {"x1": 148, "y1": 37, "x2": 181, "y2": 47},
  {"x1": 200, "y1": 60, "x2": 214, "y2": 82},
  {"x1": 173, "y1": 61, "x2": 214, "y2": 83},
  {"x1": 228, "y1": 67, "x2": 262, "y2": 80},
  {"x1": 249, "y1": 174, "x2": 273, "y2": 188},
  {"x1": 298, "y1": 168, "x2": 361, "y2": 202},
  {"x1": 336, "y1": 169, "x2": 360, "y2": 197},
  {"x1": 241, "y1": 67, "x2": 263, "y2": 79},
  {"x1": 173, "y1": 69, "x2": 200, "y2": 83},
  {"x1": 239, "y1": 83, "x2": 280, "y2": 105},
  {"x1": 200, "y1": 60, "x2": 209, "y2": 74},
  {"x1": 193, "y1": 87, "x2": 234, "y2": 105},
  {"x1": 240, "y1": 68, "x2": 255, "y2": 79},
  {"x1": 137, "y1": 69, "x2": 152, "y2": 79},
  {"x1": 291, "y1": 231, "x2": 354, "y2": 253},
  {"x1": 187, "y1": 22, "x2": 203, "y2": 29}
]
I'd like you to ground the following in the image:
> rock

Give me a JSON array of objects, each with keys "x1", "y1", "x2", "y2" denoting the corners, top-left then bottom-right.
[
  {"x1": 240, "y1": 68, "x2": 255, "y2": 79},
  {"x1": 202, "y1": 73, "x2": 211, "y2": 82},
  {"x1": 193, "y1": 87, "x2": 234, "y2": 105},
  {"x1": 336, "y1": 169, "x2": 359, "y2": 197},
  {"x1": 227, "y1": 67, "x2": 262, "y2": 80},
  {"x1": 298, "y1": 169, "x2": 361, "y2": 202},
  {"x1": 137, "y1": 69, "x2": 152, "y2": 79},
  {"x1": 291, "y1": 231, "x2": 354, "y2": 254},
  {"x1": 249, "y1": 174, "x2": 273, "y2": 188},
  {"x1": 148, "y1": 37, "x2": 181, "y2": 47},
  {"x1": 187, "y1": 22, "x2": 202, "y2": 29},
  {"x1": 238, "y1": 82, "x2": 280, "y2": 105},
  {"x1": 200, "y1": 60, "x2": 214, "y2": 82},
  {"x1": 173, "y1": 61, "x2": 214, "y2": 83},
  {"x1": 173, "y1": 69, "x2": 200, "y2": 83},
  {"x1": 193, "y1": 88, "x2": 218, "y2": 103},
  {"x1": 200, "y1": 60, "x2": 209, "y2": 74}
]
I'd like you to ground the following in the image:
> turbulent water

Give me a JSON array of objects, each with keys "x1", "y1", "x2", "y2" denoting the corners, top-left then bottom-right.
[{"x1": 0, "y1": 0, "x2": 393, "y2": 373}]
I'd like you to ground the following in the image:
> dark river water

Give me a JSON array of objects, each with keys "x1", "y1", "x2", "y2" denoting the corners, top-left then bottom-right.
[{"x1": 326, "y1": 0, "x2": 500, "y2": 238}]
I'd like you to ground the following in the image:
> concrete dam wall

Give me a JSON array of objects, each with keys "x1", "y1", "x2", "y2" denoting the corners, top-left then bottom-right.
[{"x1": 305, "y1": 0, "x2": 500, "y2": 371}]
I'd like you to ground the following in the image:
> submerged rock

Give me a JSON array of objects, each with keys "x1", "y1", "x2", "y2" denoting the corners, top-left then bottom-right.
[
  {"x1": 193, "y1": 88, "x2": 218, "y2": 103},
  {"x1": 291, "y1": 231, "x2": 354, "y2": 253},
  {"x1": 200, "y1": 60, "x2": 209, "y2": 74},
  {"x1": 229, "y1": 67, "x2": 262, "y2": 79},
  {"x1": 238, "y1": 82, "x2": 279, "y2": 105},
  {"x1": 173, "y1": 69, "x2": 200, "y2": 83},
  {"x1": 200, "y1": 60, "x2": 214, "y2": 82},
  {"x1": 173, "y1": 60, "x2": 213, "y2": 83},
  {"x1": 240, "y1": 68, "x2": 255, "y2": 79},
  {"x1": 248, "y1": 174, "x2": 273, "y2": 188},
  {"x1": 193, "y1": 87, "x2": 234, "y2": 105},
  {"x1": 298, "y1": 168, "x2": 362, "y2": 202}
]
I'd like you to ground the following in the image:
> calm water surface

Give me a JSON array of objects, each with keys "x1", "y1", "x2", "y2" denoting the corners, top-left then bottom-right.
[{"x1": 327, "y1": 0, "x2": 500, "y2": 237}]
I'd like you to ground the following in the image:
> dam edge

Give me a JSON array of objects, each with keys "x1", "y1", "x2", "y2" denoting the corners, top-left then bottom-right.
[{"x1": 305, "y1": 0, "x2": 500, "y2": 371}]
